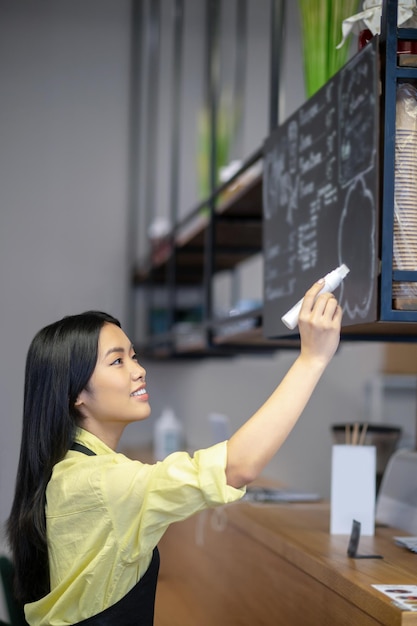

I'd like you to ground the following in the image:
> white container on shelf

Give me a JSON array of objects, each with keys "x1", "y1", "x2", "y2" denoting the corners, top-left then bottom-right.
[{"x1": 153, "y1": 407, "x2": 183, "y2": 461}]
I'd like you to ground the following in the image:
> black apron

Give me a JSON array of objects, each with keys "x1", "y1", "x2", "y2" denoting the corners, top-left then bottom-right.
[{"x1": 70, "y1": 442, "x2": 160, "y2": 625}]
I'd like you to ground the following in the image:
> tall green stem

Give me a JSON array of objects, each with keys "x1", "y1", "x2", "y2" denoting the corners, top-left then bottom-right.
[{"x1": 298, "y1": 0, "x2": 361, "y2": 98}]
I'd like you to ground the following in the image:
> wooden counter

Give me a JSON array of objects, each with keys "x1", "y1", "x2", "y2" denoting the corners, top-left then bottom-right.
[{"x1": 154, "y1": 499, "x2": 417, "y2": 626}]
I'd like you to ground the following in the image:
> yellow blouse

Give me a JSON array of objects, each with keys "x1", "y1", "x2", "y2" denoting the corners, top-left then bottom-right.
[{"x1": 25, "y1": 428, "x2": 245, "y2": 625}]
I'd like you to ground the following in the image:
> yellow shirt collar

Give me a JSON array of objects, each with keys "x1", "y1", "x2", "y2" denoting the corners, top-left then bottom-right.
[{"x1": 73, "y1": 427, "x2": 114, "y2": 456}]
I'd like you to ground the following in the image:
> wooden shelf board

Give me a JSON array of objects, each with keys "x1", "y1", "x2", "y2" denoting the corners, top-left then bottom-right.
[
  {"x1": 134, "y1": 172, "x2": 264, "y2": 287},
  {"x1": 341, "y1": 320, "x2": 417, "y2": 340},
  {"x1": 214, "y1": 327, "x2": 299, "y2": 349}
]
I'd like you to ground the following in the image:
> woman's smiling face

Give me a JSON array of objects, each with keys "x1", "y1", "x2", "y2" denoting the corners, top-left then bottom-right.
[{"x1": 76, "y1": 322, "x2": 150, "y2": 432}]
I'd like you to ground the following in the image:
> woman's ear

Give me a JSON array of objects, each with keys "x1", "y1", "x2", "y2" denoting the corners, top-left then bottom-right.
[{"x1": 74, "y1": 389, "x2": 87, "y2": 408}]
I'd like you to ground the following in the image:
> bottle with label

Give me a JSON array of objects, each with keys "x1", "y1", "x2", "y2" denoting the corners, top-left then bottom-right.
[{"x1": 153, "y1": 407, "x2": 183, "y2": 461}]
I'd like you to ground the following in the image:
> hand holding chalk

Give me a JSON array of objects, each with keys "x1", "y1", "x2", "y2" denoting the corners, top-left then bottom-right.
[{"x1": 281, "y1": 264, "x2": 350, "y2": 330}]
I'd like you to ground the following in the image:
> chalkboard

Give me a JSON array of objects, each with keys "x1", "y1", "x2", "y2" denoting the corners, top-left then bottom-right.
[{"x1": 263, "y1": 38, "x2": 379, "y2": 338}]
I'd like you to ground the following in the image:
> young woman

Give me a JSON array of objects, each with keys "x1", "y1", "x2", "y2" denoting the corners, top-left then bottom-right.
[{"x1": 8, "y1": 280, "x2": 342, "y2": 625}]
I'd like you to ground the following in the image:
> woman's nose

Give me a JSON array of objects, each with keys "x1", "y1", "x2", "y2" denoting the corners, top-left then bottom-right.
[{"x1": 132, "y1": 360, "x2": 146, "y2": 380}]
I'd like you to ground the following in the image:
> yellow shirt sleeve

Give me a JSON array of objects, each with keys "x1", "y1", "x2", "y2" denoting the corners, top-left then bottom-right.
[{"x1": 102, "y1": 441, "x2": 245, "y2": 562}]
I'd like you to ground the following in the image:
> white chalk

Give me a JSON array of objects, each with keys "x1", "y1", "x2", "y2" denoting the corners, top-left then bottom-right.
[{"x1": 281, "y1": 264, "x2": 350, "y2": 330}]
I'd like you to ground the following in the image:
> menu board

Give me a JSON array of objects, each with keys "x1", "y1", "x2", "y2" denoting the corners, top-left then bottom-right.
[{"x1": 263, "y1": 38, "x2": 379, "y2": 338}]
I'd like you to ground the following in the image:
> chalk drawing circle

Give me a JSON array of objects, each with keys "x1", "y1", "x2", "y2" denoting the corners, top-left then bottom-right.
[{"x1": 338, "y1": 177, "x2": 375, "y2": 319}]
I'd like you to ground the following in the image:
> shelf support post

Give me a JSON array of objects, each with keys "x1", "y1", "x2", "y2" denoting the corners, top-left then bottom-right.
[{"x1": 269, "y1": 0, "x2": 286, "y2": 131}]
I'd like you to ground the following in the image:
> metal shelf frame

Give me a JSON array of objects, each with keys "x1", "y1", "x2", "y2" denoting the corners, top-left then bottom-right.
[
  {"x1": 130, "y1": 0, "x2": 286, "y2": 357},
  {"x1": 380, "y1": 0, "x2": 417, "y2": 322}
]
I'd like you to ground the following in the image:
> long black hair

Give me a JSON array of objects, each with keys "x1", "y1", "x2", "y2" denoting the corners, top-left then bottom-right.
[{"x1": 7, "y1": 310, "x2": 121, "y2": 604}]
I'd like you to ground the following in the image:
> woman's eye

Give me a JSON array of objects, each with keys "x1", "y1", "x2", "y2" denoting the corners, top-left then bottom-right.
[
  {"x1": 111, "y1": 357, "x2": 123, "y2": 365},
  {"x1": 132, "y1": 353, "x2": 138, "y2": 361}
]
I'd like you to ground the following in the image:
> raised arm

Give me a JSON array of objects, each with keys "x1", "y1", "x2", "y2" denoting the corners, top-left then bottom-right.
[{"x1": 225, "y1": 280, "x2": 342, "y2": 488}]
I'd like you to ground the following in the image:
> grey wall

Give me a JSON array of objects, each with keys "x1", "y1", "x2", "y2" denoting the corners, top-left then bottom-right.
[
  {"x1": 0, "y1": 0, "x2": 388, "y2": 619},
  {"x1": 0, "y1": 0, "x2": 131, "y2": 549}
]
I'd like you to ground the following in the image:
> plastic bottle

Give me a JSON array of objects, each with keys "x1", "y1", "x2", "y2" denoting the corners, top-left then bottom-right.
[{"x1": 153, "y1": 407, "x2": 183, "y2": 461}]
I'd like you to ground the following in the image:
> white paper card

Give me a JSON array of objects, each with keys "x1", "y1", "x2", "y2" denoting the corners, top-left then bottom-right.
[{"x1": 330, "y1": 444, "x2": 376, "y2": 535}]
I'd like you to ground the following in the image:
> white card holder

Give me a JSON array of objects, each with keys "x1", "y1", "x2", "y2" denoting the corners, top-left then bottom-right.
[{"x1": 330, "y1": 444, "x2": 376, "y2": 536}]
